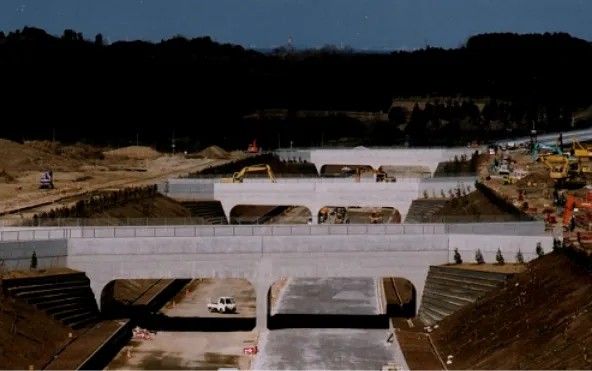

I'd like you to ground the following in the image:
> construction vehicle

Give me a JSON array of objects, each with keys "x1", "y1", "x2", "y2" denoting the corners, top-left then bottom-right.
[
  {"x1": 333, "y1": 207, "x2": 349, "y2": 224},
  {"x1": 39, "y1": 171, "x2": 54, "y2": 189},
  {"x1": 571, "y1": 138, "x2": 592, "y2": 158},
  {"x1": 247, "y1": 139, "x2": 260, "y2": 153},
  {"x1": 355, "y1": 168, "x2": 395, "y2": 183},
  {"x1": 563, "y1": 194, "x2": 592, "y2": 231},
  {"x1": 531, "y1": 143, "x2": 564, "y2": 159},
  {"x1": 318, "y1": 207, "x2": 329, "y2": 224},
  {"x1": 221, "y1": 164, "x2": 276, "y2": 183},
  {"x1": 369, "y1": 212, "x2": 382, "y2": 223}
]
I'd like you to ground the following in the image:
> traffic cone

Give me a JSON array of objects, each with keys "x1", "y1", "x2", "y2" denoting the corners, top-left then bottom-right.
[
  {"x1": 185, "y1": 289, "x2": 189, "y2": 297},
  {"x1": 126, "y1": 348, "x2": 132, "y2": 358}
]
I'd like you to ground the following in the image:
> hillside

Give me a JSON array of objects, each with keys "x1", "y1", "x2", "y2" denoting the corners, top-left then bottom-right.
[{"x1": 432, "y1": 252, "x2": 592, "y2": 370}]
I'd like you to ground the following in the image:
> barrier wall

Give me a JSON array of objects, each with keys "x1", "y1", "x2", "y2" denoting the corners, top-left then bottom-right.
[
  {"x1": 418, "y1": 176, "x2": 480, "y2": 196},
  {"x1": 0, "y1": 239, "x2": 68, "y2": 270}
]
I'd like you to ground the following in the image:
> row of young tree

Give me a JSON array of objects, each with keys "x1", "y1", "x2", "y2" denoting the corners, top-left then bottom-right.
[
  {"x1": 0, "y1": 27, "x2": 590, "y2": 149},
  {"x1": 22, "y1": 186, "x2": 158, "y2": 226}
]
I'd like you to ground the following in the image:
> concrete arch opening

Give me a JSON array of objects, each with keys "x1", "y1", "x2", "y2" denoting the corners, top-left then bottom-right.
[
  {"x1": 229, "y1": 205, "x2": 312, "y2": 225},
  {"x1": 318, "y1": 206, "x2": 402, "y2": 224},
  {"x1": 266, "y1": 277, "x2": 390, "y2": 330},
  {"x1": 379, "y1": 165, "x2": 431, "y2": 179},
  {"x1": 382, "y1": 277, "x2": 417, "y2": 318},
  {"x1": 319, "y1": 164, "x2": 373, "y2": 177},
  {"x1": 100, "y1": 279, "x2": 256, "y2": 332}
]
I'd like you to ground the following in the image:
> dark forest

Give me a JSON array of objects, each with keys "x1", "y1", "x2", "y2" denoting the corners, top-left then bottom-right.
[{"x1": 1, "y1": 27, "x2": 591, "y2": 150}]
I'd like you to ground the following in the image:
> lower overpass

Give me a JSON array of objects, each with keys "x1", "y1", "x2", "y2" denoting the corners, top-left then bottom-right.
[
  {"x1": 0, "y1": 223, "x2": 552, "y2": 329},
  {"x1": 161, "y1": 177, "x2": 480, "y2": 221}
]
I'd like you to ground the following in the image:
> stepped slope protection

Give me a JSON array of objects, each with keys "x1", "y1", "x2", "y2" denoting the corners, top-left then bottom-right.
[{"x1": 432, "y1": 253, "x2": 592, "y2": 370}]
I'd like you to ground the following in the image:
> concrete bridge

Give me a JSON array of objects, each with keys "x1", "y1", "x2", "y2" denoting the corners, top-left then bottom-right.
[
  {"x1": 272, "y1": 147, "x2": 480, "y2": 174},
  {"x1": 161, "y1": 176, "x2": 480, "y2": 222},
  {"x1": 0, "y1": 223, "x2": 551, "y2": 329}
]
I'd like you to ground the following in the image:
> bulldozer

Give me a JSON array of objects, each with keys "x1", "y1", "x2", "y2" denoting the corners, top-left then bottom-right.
[{"x1": 221, "y1": 164, "x2": 276, "y2": 183}]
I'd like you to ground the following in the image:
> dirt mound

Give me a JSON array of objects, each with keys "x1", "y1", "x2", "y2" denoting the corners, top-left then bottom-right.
[
  {"x1": 0, "y1": 138, "x2": 81, "y2": 172},
  {"x1": 432, "y1": 252, "x2": 592, "y2": 369},
  {"x1": 431, "y1": 189, "x2": 523, "y2": 222},
  {"x1": 0, "y1": 168, "x2": 15, "y2": 183},
  {"x1": 103, "y1": 146, "x2": 161, "y2": 160},
  {"x1": 197, "y1": 145, "x2": 231, "y2": 159},
  {"x1": 515, "y1": 172, "x2": 555, "y2": 188}
]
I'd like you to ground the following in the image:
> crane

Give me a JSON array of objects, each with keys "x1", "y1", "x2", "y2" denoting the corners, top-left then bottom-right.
[{"x1": 221, "y1": 164, "x2": 276, "y2": 183}]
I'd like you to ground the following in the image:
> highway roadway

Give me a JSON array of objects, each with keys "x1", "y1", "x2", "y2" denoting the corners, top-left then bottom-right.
[{"x1": 253, "y1": 277, "x2": 407, "y2": 370}]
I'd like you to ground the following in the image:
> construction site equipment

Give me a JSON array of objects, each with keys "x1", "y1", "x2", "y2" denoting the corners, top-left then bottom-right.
[
  {"x1": 538, "y1": 155, "x2": 586, "y2": 186},
  {"x1": 563, "y1": 194, "x2": 592, "y2": 231},
  {"x1": 531, "y1": 143, "x2": 564, "y2": 159},
  {"x1": 355, "y1": 168, "x2": 395, "y2": 183},
  {"x1": 318, "y1": 207, "x2": 329, "y2": 224},
  {"x1": 247, "y1": 139, "x2": 260, "y2": 153},
  {"x1": 333, "y1": 207, "x2": 349, "y2": 224},
  {"x1": 571, "y1": 138, "x2": 592, "y2": 158},
  {"x1": 207, "y1": 297, "x2": 237, "y2": 313},
  {"x1": 39, "y1": 171, "x2": 54, "y2": 189},
  {"x1": 369, "y1": 212, "x2": 382, "y2": 223},
  {"x1": 221, "y1": 164, "x2": 277, "y2": 183}
]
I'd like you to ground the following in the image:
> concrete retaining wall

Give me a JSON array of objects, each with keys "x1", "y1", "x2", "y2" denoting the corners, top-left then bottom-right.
[
  {"x1": 0, "y1": 239, "x2": 68, "y2": 270},
  {"x1": 448, "y1": 234, "x2": 550, "y2": 262}
]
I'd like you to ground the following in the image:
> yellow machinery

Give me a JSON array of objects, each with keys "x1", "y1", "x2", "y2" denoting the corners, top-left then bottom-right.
[
  {"x1": 355, "y1": 168, "x2": 392, "y2": 183},
  {"x1": 571, "y1": 138, "x2": 592, "y2": 158},
  {"x1": 539, "y1": 155, "x2": 586, "y2": 187},
  {"x1": 221, "y1": 164, "x2": 277, "y2": 183}
]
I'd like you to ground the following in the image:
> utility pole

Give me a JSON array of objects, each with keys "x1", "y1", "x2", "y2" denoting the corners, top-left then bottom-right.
[
  {"x1": 171, "y1": 132, "x2": 176, "y2": 154},
  {"x1": 52, "y1": 128, "x2": 55, "y2": 143},
  {"x1": 321, "y1": 132, "x2": 324, "y2": 148},
  {"x1": 277, "y1": 133, "x2": 280, "y2": 149},
  {"x1": 136, "y1": 133, "x2": 139, "y2": 146}
]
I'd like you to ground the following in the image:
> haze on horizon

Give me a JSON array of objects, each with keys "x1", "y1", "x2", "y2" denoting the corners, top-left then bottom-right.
[{"x1": 1, "y1": 0, "x2": 590, "y2": 51}]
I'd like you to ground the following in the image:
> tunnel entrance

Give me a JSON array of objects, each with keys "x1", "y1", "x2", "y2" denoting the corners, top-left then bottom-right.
[
  {"x1": 230, "y1": 204, "x2": 312, "y2": 225},
  {"x1": 267, "y1": 277, "x2": 393, "y2": 330},
  {"x1": 382, "y1": 277, "x2": 417, "y2": 318},
  {"x1": 101, "y1": 279, "x2": 256, "y2": 332},
  {"x1": 318, "y1": 206, "x2": 402, "y2": 224}
]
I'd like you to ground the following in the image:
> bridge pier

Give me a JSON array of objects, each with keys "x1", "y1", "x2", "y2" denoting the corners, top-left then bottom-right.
[{"x1": 255, "y1": 278, "x2": 274, "y2": 330}]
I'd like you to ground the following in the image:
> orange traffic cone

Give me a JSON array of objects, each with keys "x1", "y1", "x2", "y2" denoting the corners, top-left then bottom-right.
[
  {"x1": 185, "y1": 289, "x2": 189, "y2": 297},
  {"x1": 126, "y1": 348, "x2": 132, "y2": 358}
]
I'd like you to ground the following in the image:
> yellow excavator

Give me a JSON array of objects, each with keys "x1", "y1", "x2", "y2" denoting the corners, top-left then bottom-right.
[
  {"x1": 539, "y1": 155, "x2": 586, "y2": 187},
  {"x1": 571, "y1": 138, "x2": 592, "y2": 159},
  {"x1": 221, "y1": 164, "x2": 277, "y2": 183},
  {"x1": 355, "y1": 168, "x2": 394, "y2": 183}
]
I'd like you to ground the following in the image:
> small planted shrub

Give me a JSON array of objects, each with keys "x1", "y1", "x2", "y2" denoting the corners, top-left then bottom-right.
[
  {"x1": 30, "y1": 251, "x2": 38, "y2": 270},
  {"x1": 495, "y1": 248, "x2": 505, "y2": 265},
  {"x1": 475, "y1": 249, "x2": 485, "y2": 264},
  {"x1": 516, "y1": 249, "x2": 525, "y2": 264},
  {"x1": 423, "y1": 190, "x2": 429, "y2": 199},
  {"x1": 440, "y1": 190, "x2": 446, "y2": 198},
  {"x1": 536, "y1": 242, "x2": 544, "y2": 258},
  {"x1": 552, "y1": 238, "x2": 562, "y2": 251},
  {"x1": 454, "y1": 248, "x2": 463, "y2": 264}
]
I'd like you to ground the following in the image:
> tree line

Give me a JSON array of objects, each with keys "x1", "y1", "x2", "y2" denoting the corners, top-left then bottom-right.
[{"x1": 1, "y1": 27, "x2": 591, "y2": 150}]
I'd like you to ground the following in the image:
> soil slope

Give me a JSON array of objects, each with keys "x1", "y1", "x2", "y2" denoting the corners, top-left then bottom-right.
[
  {"x1": 430, "y1": 189, "x2": 522, "y2": 222},
  {"x1": 84, "y1": 194, "x2": 192, "y2": 221},
  {"x1": 432, "y1": 252, "x2": 592, "y2": 370}
]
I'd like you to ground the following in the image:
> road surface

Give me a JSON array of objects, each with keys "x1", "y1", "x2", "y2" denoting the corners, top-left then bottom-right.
[{"x1": 253, "y1": 277, "x2": 408, "y2": 370}]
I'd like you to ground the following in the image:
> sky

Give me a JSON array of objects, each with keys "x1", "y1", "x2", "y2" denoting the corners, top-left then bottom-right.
[{"x1": 1, "y1": 0, "x2": 590, "y2": 51}]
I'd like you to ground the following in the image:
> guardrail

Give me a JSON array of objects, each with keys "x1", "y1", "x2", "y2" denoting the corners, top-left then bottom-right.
[
  {"x1": 0, "y1": 222, "x2": 545, "y2": 241},
  {"x1": 0, "y1": 214, "x2": 535, "y2": 227}
]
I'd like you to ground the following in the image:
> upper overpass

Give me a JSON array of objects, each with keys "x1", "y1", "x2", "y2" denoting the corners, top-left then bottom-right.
[
  {"x1": 0, "y1": 222, "x2": 551, "y2": 329},
  {"x1": 272, "y1": 147, "x2": 480, "y2": 174},
  {"x1": 161, "y1": 176, "x2": 480, "y2": 221},
  {"x1": 495, "y1": 127, "x2": 592, "y2": 146}
]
